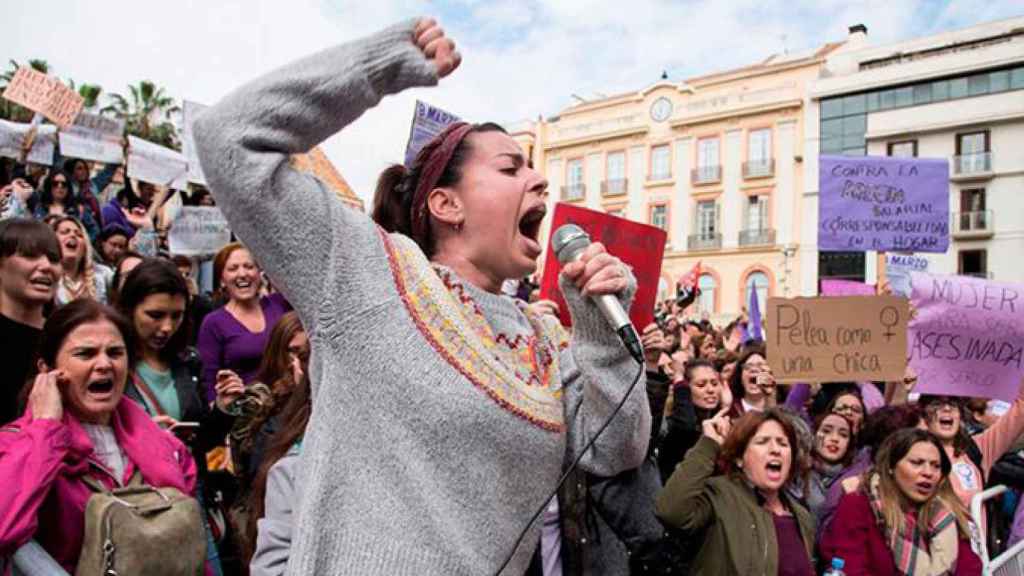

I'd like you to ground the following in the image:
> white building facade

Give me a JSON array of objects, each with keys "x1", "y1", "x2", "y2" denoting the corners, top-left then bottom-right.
[{"x1": 804, "y1": 18, "x2": 1024, "y2": 291}]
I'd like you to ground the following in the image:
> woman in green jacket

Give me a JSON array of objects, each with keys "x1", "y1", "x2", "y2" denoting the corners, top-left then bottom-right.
[{"x1": 656, "y1": 407, "x2": 816, "y2": 576}]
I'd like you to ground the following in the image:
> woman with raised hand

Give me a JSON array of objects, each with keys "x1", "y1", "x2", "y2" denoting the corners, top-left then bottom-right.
[
  {"x1": 194, "y1": 17, "x2": 649, "y2": 575},
  {"x1": 656, "y1": 408, "x2": 815, "y2": 576},
  {"x1": 658, "y1": 358, "x2": 730, "y2": 482},
  {"x1": 819, "y1": 428, "x2": 981, "y2": 575},
  {"x1": 728, "y1": 346, "x2": 776, "y2": 416},
  {"x1": 51, "y1": 216, "x2": 106, "y2": 305}
]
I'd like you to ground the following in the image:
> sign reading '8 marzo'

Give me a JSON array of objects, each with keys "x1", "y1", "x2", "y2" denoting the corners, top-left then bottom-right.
[{"x1": 818, "y1": 155, "x2": 950, "y2": 253}]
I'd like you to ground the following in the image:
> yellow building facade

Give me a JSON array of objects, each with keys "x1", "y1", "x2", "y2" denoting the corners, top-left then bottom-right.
[{"x1": 514, "y1": 43, "x2": 841, "y2": 324}]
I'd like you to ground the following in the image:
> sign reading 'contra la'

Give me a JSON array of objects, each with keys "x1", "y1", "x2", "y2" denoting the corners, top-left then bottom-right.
[{"x1": 818, "y1": 155, "x2": 949, "y2": 253}]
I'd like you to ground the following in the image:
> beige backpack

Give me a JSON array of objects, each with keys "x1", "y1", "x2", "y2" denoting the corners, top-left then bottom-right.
[{"x1": 75, "y1": 471, "x2": 206, "y2": 576}]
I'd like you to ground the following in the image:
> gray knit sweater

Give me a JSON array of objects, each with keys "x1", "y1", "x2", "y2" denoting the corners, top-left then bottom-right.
[{"x1": 193, "y1": 19, "x2": 649, "y2": 575}]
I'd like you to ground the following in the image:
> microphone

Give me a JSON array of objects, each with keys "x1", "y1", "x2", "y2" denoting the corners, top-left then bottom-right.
[{"x1": 551, "y1": 224, "x2": 644, "y2": 364}]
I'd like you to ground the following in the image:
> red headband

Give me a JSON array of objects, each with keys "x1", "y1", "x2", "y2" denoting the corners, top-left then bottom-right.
[{"x1": 410, "y1": 122, "x2": 474, "y2": 244}]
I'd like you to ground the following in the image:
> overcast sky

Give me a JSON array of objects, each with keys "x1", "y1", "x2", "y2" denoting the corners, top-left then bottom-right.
[{"x1": 4, "y1": 1, "x2": 1020, "y2": 204}]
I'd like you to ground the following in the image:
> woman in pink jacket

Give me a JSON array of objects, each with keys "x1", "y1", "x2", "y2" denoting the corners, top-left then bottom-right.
[{"x1": 0, "y1": 298, "x2": 197, "y2": 573}]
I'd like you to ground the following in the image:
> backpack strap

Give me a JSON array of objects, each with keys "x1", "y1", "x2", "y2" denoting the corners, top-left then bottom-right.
[
  {"x1": 966, "y1": 438, "x2": 986, "y2": 484},
  {"x1": 132, "y1": 371, "x2": 167, "y2": 417},
  {"x1": 81, "y1": 469, "x2": 143, "y2": 493}
]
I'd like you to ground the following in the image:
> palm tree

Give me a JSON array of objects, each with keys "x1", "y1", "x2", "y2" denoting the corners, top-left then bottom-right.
[
  {"x1": 67, "y1": 79, "x2": 104, "y2": 111},
  {"x1": 103, "y1": 80, "x2": 181, "y2": 149},
  {"x1": 0, "y1": 59, "x2": 51, "y2": 121}
]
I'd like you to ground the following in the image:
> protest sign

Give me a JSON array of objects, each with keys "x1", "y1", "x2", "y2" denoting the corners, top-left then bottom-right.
[
  {"x1": 290, "y1": 147, "x2": 363, "y2": 210},
  {"x1": 818, "y1": 155, "x2": 949, "y2": 253},
  {"x1": 909, "y1": 272, "x2": 1024, "y2": 401},
  {"x1": 821, "y1": 278, "x2": 876, "y2": 297},
  {"x1": 168, "y1": 206, "x2": 231, "y2": 256},
  {"x1": 59, "y1": 112, "x2": 125, "y2": 164},
  {"x1": 181, "y1": 100, "x2": 207, "y2": 185},
  {"x1": 767, "y1": 295, "x2": 908, "y2": 383},
  {"x1": 127, "y1": 135, "x2": 188, "y2": 190},
  {"x1": 538, "y1": 203, "x2": 667, "y2": 330},
  {"x1": 886, "y1": 253, "x2": 929, "y2": 298},
  {"x1": 1, "y1": 67, "x2": 83, "y2": 128},
  {"x1": 0, "y1": 119, "x2": 56, "y2": 165},
  {"x1": 404, "y1": 100, "x2": 460, "y2": 167}
]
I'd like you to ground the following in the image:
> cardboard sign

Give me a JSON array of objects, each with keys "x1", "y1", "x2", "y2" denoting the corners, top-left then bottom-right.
[
  {"x1": 767, "y1": 295, "x2": 908, "y2": 383},
  {"x1": 909, "y1": 272, "x2": 1024, "y2": 401},
  {"x1": 168, "y1": 206, "x2": 231, "y2": 256},
  {"x1": 290, "y1": 147, "x2": 363, "y2": 210},
  {"x1": 127, "y1": 135, "x2": 188, "y2": 190},
  {"x1": 886, "y1": 253, "x2": 929, "y2": 298},
  {"x1": 1, "y1": 67, "x2": 83, "y2": 128},
  {"x1": 538, "y1": 203, "x2": 667, "y2": 330},
  {"x1": 0, "y1": 119, "x2": 56, "y2": 165},
  {"x1": 181, "y1": 100, "x2": 208, "y2": 185},
  {"x1": 59, "y1": 113, "x2": 124, "y2": 164},
  {"x1": 404, "y1": 100, "x2": 460, "y2": 167},
  {"x1": 818, "y1": 155, "x2": 949, "y2": 253},
  {"x1": 821, "y1": 279, "x2": 876, "y2": 297}
]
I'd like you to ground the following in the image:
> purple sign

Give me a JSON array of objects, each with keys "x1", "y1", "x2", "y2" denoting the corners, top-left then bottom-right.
[
  {"x1": 909, "y1": 272, "x2": 1024, "y2": 401},
  {"x1": 404, "y1": 100, "x2": 460, "y2": 167},
  {"x1": 821, "y1": 279, "x2": 876, "y2": 297},
  {"x1": 818, "y1": 155, "x2": 949, "y2": 253}
]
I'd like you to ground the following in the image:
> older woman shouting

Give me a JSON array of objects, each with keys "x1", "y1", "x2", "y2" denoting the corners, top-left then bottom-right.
[
  {"x1": 0, "y1": 299, "x2": 202, "y2": 573},
  {"x1": 193, "y1": 16, "x2": 649, "y2": 575}
]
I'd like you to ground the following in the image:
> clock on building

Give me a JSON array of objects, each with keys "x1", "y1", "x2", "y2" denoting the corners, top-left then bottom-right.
[{"x1": 650, "y1": 97, "x2": 673, "y2": 122}]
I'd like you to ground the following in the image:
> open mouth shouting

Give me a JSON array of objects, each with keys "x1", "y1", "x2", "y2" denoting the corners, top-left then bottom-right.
[
  {"x1": 764, "y1": 459, "x2": 786, "y2": 484},
  {"x1": 28, "y1": 273, "x2": 56, "y2": 294},
  {"x1": 517, "y1": 204, "x2": 547, "y2": 259},
  {"x1": 86, "y1": 377, "x2": 116, "y2": 400},
  {"x1": 915, "y1": 480, "x2": 936, "y2": 498}
]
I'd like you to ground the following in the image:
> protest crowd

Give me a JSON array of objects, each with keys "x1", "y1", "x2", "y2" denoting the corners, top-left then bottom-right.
[{"x1": 1, "y1": 16, "x2": 1023, "y2": 576}]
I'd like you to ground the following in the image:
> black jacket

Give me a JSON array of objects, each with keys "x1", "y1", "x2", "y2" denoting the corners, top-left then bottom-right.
[{"x1": 124, "y1": 348, "x2": 235, "y2": 485}]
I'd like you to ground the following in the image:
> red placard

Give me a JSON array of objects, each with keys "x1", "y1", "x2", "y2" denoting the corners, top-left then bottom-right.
[{"x1": 539, "y1": 203, "x2": 667, "y2": 330}]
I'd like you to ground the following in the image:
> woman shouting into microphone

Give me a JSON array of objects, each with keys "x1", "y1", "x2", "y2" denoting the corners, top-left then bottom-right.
[{"x1": 193, "y1": 17, "x2": 650, "y2": 575}]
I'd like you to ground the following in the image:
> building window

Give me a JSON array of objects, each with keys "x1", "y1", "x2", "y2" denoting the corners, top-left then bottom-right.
[
  {"x1": 958, "y1": 188, "x2": 988, "y2": 232},
  {"x1": 697, "y1": 201, "x2": 718, "y2": 238},
  {"x1": 887, "y1": 140, "x2": 917, "y2": 157},
  {"x1": 650, "y1": 145, "x2": 671, "y2": 180},
  {"x1": 694, "y1": 138, "x2": 721, "y2": 183},
  {"x1": 603, "y1": 151, "x2": 627, "y2": 196},
  {"x1": 744, "y1": 271, "x2": 770, "y2": 315},
  {"x1": 697, "y1": 274, "x2": 716, "y2": 314},
  {"x1": 820, "y1": 95, "x2": 866, "y2": 156},
  {"x1": 649, "y1": 204, "x2": 668, "y2": 231},
  {"x1": 958, "y1": 250, "x2": 987, "y2": 278},
  {"x1": 746, "y1": 195, "x2": 768, "y2": 231},
  {"x1": 564, "y1": 158, "x2": 584, "y2": 200},
  {"x1": 955, "y1": 131, "x2": 990, "y2": 174},
  {"x1": 745, "y1": 129, "x2": 773, "y2": 177}
]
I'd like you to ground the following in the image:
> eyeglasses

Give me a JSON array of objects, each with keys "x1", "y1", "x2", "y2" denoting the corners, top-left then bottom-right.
[{"x1": 923, "y1": 398, "x2": 960, "y2": 412}]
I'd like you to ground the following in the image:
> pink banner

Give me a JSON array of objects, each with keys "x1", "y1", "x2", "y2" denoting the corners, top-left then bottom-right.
[
  {"x1": 909, "y1": 272, "x2": 1024, "y2": 400},
  {"x1": 821, "y1": 279, "x2": 876, "y2": 297}
]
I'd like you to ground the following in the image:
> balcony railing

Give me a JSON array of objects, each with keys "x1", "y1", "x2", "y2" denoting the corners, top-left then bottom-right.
[
  {"x1": 952, "y1": 210, "x2": 993, "y2": 237},
  {"x1": 953, "y1": 152, "x2": 992, "y2": 175},
  {"x1": 739, "y1": 228, "x2": 776, "y2": 246},
  {"x1": 691, "y1": 165, "x2": 722, "y2": 185},
  {"x1": 561, "y1": 184, "x2": 585, "y2": 201},
  {"x1": 743, "y1": 159, "x2": 775, "y2": 178},
  {"x1": 688, "y1": 233, "x2": 722, "y2": 251},
  {"x1": 601, "y1": 178, "x2": 628, "y2": 196}
]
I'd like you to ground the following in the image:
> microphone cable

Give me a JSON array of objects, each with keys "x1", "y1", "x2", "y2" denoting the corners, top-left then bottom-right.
[{"x1": 493, "y1": 332, "x2": 646, "y2": 575}]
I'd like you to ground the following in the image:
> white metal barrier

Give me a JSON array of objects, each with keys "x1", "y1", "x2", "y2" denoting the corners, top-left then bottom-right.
[{"x1": 972, "y1": 485, "x2": 1024, "y2": 576}]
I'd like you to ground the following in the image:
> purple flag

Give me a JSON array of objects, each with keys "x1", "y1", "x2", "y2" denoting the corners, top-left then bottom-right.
[
  {"x1": 818, "y1": 155, "x2": 949, "y2": 253},
  {"x1": 745, "y1": 284, "x2": 764, "y2": 344}
]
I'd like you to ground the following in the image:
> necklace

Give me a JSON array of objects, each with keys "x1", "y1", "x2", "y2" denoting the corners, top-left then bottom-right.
[{"x1": 62, "y1": 274, "x2": 86, "y2": 299}]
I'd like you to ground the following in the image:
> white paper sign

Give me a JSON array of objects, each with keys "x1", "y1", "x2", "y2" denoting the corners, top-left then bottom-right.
[
  {"x1": 127, "y1": 135, "x2": 188, "y2": 190},
  {"x1": 0, "y1": 119, "x2": 56, "y2": 165},
  {"x1": 72, "y1": 111, "x2": 124, "y2": 136},
  {"x1": 181, "y1": 100, "x2": 208, "y2": 185},
  {"x1": 886, "y1": 253, "x2": 929, "y2": 298},
  {"x1": 168, "y1": 206, "x2": 231, "y2": 256},
  {"x1": 59, "y1": 129, "x2": 123, "y2": 164}
]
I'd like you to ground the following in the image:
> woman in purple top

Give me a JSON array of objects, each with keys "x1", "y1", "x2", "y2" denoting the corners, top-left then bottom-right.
[{"x1": 197, "y1": 243, "x2": 291, "y2": 402}]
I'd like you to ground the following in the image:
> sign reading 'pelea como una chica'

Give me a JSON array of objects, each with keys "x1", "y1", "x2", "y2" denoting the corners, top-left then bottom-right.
[{"x1": 818, "y1": 155, "x2": 950, "y2": 253}]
